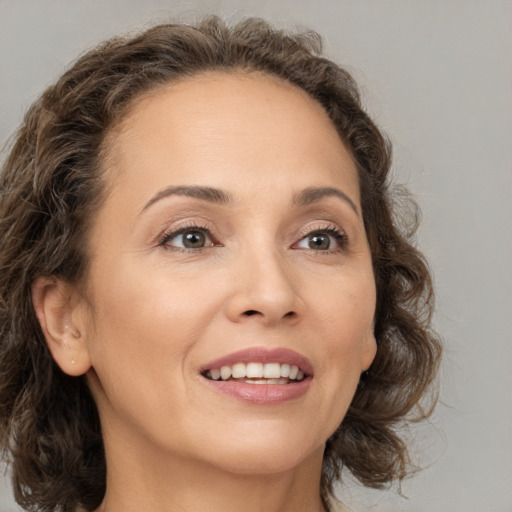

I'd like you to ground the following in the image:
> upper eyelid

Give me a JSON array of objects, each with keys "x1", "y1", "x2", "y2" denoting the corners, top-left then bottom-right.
[
  {"x1": 293, "y1": 225, "x2": 348, "y2": 250},
  {"x1": 294, "y1": 221, "x2": 347, "y2": 239},
  {"x1": 158, "y1": 223, "x2": 215, "y2": 247}
]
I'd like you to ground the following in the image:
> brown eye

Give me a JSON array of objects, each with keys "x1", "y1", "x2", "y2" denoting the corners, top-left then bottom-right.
[
  {"x1": 307, "y1": 233, "x2": 331, "y2": 250},
  {"x1": 162, "y1": 227, "x2": 213, "y2": 249},
  {"x1": 181, "y1": 230, "x2": 207, "y2": 248},
  {"x1": 295, "y1": 227, "x2": 348, "y2": 252}
]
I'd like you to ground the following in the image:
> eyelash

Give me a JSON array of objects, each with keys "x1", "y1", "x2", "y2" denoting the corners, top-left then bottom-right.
[
  {"x1": 159, "y1": 223, "x2": 215, "y2": 252},
  {"x1": 158, "y1": 223, "x2": 349, "y2": 253},
  {"x1": 295, "y1": 225, "x2": 349, "y2": 253}
]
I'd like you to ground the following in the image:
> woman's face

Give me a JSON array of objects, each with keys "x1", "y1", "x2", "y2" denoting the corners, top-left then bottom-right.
[{"x1": 79, "y1": 72, "x2": 376, "y2": 475}]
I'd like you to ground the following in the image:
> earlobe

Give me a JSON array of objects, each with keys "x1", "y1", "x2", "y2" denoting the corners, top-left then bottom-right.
[{"x1": 31, "y1": 276, "x2": 92, "y2": 376}]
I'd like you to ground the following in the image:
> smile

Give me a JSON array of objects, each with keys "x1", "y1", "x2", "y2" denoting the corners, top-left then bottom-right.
[
  {"x1": 200, "y1": 347, "x2": 313, "y2": 404},
  {"x1": 203, "y1": 362, "x2": 306, "y2": 384}
]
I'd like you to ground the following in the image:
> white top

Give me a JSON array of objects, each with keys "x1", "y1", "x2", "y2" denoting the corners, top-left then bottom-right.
[{"x1": 328, "y1": 496, "x2": 352, "y2": 512}]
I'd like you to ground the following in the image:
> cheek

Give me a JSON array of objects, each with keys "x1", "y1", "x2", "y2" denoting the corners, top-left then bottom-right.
[
  {"x1": 317, "y1": 269, "x2": 375, "y2": 332},
  {"x1": 296, "y1": 273, "x2": 376, "y2": 441},
  {"x1": 312, "y1": 270, "x2": 376, "y2": 370},
  {"x1": 83, "y1": 260, "x2": 224, "y2": 390}
]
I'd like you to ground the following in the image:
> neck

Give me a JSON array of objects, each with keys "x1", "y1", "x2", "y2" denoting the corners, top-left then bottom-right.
[{"x1": 94, "y1": 432, "x2": 327, "y2": 512}]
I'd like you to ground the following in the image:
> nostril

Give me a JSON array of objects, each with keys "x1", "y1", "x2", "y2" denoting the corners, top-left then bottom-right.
[{"x1": 242, "y1": 309, "x2": 296, "y2": 319}]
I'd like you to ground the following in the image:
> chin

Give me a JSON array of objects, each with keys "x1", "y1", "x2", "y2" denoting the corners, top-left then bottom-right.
[
  {"x1": 210, "y1": 448, "x2": 319, "y2": 477},
  {"x1": 194, "y1": 425, "x2": 326, "y2": 476}
]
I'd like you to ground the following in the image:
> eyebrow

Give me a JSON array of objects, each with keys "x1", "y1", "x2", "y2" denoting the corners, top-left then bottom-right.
[
  {"x1": 293, "y1": 187, "x2": 360, "y2": 216},
  {"x1": 141, "y1": 185, "x2": 233, "y2": 213},
  {"x1": 141, "y1": 184, "x2": 359, "y2": 216}
]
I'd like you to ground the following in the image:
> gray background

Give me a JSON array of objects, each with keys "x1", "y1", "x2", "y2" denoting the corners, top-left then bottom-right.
[{"x1": 1, "y1": 1, "x2": 511, "y2": 511}]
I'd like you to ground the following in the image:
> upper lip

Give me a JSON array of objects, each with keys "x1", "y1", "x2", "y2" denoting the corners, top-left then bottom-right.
[{"x1": 200, "y1": 347, "x2": 314, "y2": 376}]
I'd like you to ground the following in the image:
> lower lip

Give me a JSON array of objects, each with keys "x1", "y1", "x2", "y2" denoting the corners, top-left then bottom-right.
[{"x1": 202, "y1": 377, "x2": 312, "y2": 404}]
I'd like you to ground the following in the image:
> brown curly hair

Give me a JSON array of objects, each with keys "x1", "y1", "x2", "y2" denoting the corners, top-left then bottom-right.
[{"x1": 0, "y1": 16, "x2": 441, "y2": 512}]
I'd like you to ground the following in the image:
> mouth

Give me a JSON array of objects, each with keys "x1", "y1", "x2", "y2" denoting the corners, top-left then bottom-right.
[
  {"x1": 199, "y1": 347, "x2": 313, "y2": 404},
  {"x1": 202, "y1": 362, "x2": 307, "y2": 385}
]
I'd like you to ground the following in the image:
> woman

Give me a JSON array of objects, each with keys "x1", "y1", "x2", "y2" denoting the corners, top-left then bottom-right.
[{"x1": 0, "y1": 16, "x2": 441, "y2": 512}]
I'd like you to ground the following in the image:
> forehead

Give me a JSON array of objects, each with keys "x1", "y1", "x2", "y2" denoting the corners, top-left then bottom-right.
[{"x1": 101, "y1": 71, "x2": 360, "y2": 208}]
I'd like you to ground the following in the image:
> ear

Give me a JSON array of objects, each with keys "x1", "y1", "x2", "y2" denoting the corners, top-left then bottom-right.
[{"x1": 32, "y1": 276, "x2": 92, "y2": 376}]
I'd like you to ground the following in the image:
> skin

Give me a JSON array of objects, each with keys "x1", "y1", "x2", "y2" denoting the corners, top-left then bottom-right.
[{"x1": 33, "y1": 72, "x2": 377, "y2": 512}]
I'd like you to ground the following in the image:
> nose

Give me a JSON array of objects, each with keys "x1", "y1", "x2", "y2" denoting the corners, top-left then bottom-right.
[{"x1": 224, "y1": 247, "x2": 304, "y2": 326}]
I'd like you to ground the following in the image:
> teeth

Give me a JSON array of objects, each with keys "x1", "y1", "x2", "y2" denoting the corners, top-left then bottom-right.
[
  {"x1": 205, "y1": 362, "x2": 306, "y2": 382},
  {"x1": 243, "y1": 378, "x2": 288, "y2": 385},
  {"x1": 263, "y1": 363, "x2": 281, "y2": 378},
  {"x1": 220, "y1": 366, "x2": 232, "y2": 380},
  {"x1": 246, "y1": 362, "x2": 263, "y2": 378},
  {"x1": 231, "y1": 363, "x2": 246, "y2": 378},
  {"x1": 280, "y1": 364, "x2": 290, "y2": 378},
  {"x1": 289, "y1": 365, "x2": 299, "y2": 380}
]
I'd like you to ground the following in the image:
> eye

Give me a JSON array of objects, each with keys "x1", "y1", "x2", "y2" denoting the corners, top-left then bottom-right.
[
  {"x1": 295, "y1": 227, "x2": 348, "y2": 251},
  {"x1": 160, "y1": 226, "x2": 214, "y2": 250}
]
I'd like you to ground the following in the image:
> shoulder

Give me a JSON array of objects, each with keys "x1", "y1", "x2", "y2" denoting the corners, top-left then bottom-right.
[{"x1": 327, "y1": 496, "x2": 354, "y2": 512}]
